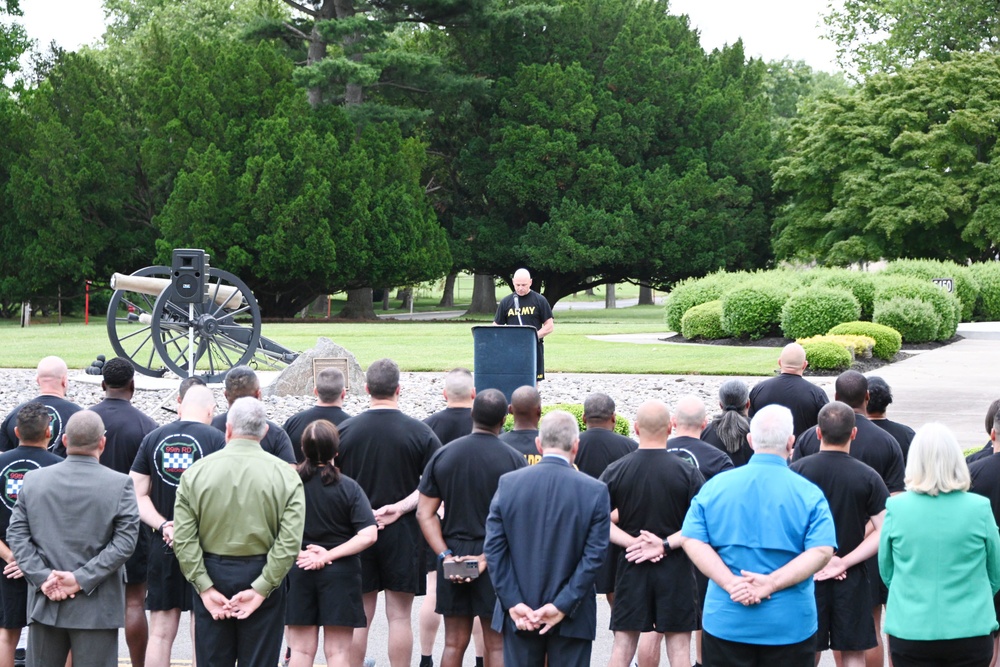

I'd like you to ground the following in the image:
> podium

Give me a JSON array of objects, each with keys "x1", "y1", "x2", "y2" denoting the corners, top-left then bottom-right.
[{"x1": 472, "y1": 325, "x2": 537, "y2": 401}]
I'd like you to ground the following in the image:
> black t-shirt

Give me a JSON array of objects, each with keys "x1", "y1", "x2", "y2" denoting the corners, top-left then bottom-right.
[
  {"x1": 282, "y1": 405, "x2": 351, "y2": 464},
  {"x1": 131, "y1": 420, "x2": 227, "y2": 518},
  {"x1": 748, "y1": 374, "x2": 829, "y2": 437},
  {"x1": 211, "y1": 413, "x2": 295, "y2": 463},
  {"x1": 969, "y1": 455, "x2": 1000, "y2": 528},
  {"x1": 493, "y1": 290, "x2": 553, "y2": 363},
  {"x1": 499, "y1": 429, "x2": 540, "y2": 465},
  {"x1": 300, "y1": 473, "x2": 376, "y2": 550},
  {"x1": 423, "y1": 407, "x2": 473, "y2": 446},
  {"x1": 666, "y1": 435, "x2": 735, "y2": 482},
  {"x1": 601, "y1": 449, "x2": 703, "y2": 538},
  {"x1": 792, "y1": 414, "x2": 905, "y2": 493},
  {"x1": 870, "y1": 418, "x2": 915, "y2": 464},
  {"x1": 969, "y1": 442, "x2": 994, "y2": 465},
  {"x1": 0, "y1": 446, "x2": 62, "y2": 539},
  {"x1": 418, "y1": 433, "x2": 526, "y2": 542},
  {"x1": 576, "y1": 428, "x2": 637, "y2": 479},
  {"x1": 0, "y1": 395, "x2": 83, "y2": 456},
  {"x1": 337, "y1": 409, "x2": 441, "y2": 508},
  {"x1": 790, "y1": 451, "x2": 889, "y2": 557},
  {"x1": 701, "y1": 420, "x2": 754, "y2": 467},
  {"x1": 91, "y1": 398, "x2": 158, "y2": 475}
]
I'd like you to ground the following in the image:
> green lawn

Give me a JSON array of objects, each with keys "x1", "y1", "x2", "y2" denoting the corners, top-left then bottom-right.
[{"x1": 0, "y1": 306, "x2": 779, "y2": 375}]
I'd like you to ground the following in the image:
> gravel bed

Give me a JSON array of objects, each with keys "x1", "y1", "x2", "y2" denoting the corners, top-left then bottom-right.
[{"x1": 0, "y1": 369, "x2": 819, "y2": 431}]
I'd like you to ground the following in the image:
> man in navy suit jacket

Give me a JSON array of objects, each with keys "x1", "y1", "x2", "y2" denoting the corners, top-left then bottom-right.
[{"x1": 484, "y1": 410, "x2": 611, "y2": 666}]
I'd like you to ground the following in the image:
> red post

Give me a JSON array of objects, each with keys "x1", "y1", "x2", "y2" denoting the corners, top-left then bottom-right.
[{"x1": 85, "y1": 281, "x2": 90, "y2": 325}]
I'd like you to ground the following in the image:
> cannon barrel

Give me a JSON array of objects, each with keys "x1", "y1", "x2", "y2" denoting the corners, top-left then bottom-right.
[{"x1": 110, "y1": 273, "x2": 244, "y2": 309}]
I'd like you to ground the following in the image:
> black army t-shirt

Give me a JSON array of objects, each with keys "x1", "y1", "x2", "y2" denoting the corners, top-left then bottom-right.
[
  {"x1": 0, "y1": 447, "x2": 62, "y2": 538},
  {"x1": 91, "y1": 398, "x2": 158, "y2": 474},
  {"x1": 301, "y1": 474, "x2": 376, "y2": 550},
  {"x1": 211, "y1": 413, "x2": 296, "y2": 464},
  {"x1": 423, "y1": 407, "x2": 473, "y2": 446},
  {"x1": 701, "y1": 421, "x2": 754, "y2": 467},
  {"x1": 0, "y1": 396, "x2": 82, "y2": 456},
  {"x1": 494, "y1": 290, "x2": 553, "y2": 378},
  {"x1": 870, "y1": 418, "x2": 915, "y2": 464},
  {"x1": 132, "y1": 421, "x2": 226, "y2": 517},
  {"x1": 337, "y1": 409, "x2": 441, "y2": 509},
  {"x1": 419, "y1": 433, "x2": 525, "y2": 542},
  {"x1": 499, "y1": 429, "x2": 540, "y2": 465},
  {"x1": 576, "y1": 428, "x2": 637, "y2": 480},
  {"x1": 600, "y1": 449, "x2": 704, "y2": 538},
  {"x1": 667, "y1": 435, "x2": 734, "y2": 482},
  {"x1": 282, "y1": 405, "x2": 351, "y2": 463},
  {"x1": 792, "y1": 415, "x2": 905, "y2": 493},
  {"x1": 791, "y1": 451, "x2": 889, "y2": 557}
]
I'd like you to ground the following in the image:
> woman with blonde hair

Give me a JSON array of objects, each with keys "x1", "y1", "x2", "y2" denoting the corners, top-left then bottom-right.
[{"x1": 880, "y1": 423, "x2": 1000, "y2": 667}]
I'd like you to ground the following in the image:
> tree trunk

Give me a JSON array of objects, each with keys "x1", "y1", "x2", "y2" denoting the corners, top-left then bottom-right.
[
  {"x1": 605, "y1": 284, "x2": 616, "y2": 309},
  {"x1": 382, "y1": 288, "x2": 390, "y2": 310},
  {"x1": 337, "y1": 287, "x2": 378, "y2": 320},
  {"x1": 398, "y1": 288, "x2": 413, "y2": 310},
  {"x1": 469, "y1": 274, "x2": 497, "y2": 314},
  {"x1": 638, "y1": 285, "x2": 654, "y2": 305},
  {"x1": 439, "y1": 273, "x2": 456, "y2": 307},
  {"x1": 585, "y1": 287, "x2": 595, "y2": 296}
]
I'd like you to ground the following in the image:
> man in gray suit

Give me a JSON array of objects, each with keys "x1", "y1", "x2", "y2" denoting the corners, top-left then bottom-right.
[{"x1": 8, "y1": 410, "x2": 140, "y2": 667}]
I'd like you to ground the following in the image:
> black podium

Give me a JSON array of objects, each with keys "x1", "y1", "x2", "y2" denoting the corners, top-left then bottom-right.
[{"x1": 472, "y1": 325, "x2": 537, "y2": 401}]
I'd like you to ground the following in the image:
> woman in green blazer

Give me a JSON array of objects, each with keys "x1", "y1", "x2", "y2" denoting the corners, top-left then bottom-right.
[{"x1": 880, "y1": 423, "x2": 1000, "y2": 667}]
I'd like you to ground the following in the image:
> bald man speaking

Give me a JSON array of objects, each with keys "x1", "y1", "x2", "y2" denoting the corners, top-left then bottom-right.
[{"x1": 493, "y1": 269, "x2": 554, "y2": 381}]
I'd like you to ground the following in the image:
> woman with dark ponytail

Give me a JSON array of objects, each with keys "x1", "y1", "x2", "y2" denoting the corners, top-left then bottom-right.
[
  {"x1": 285, "y1": 420, "x2": 378, "y2": 667},
  {"x1": 701, "y1": 380, "x2": 754, "y2": 466}
]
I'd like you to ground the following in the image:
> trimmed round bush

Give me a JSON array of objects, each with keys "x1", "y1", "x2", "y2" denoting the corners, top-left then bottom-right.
[
  {"x1": 812, "y1": 270, "x2": 877, "y2": 320},
  {"x1": 721, "y1": 285, "x2": 790, "y2": 340},
  {"x1": 503, "y1": 403, "x2": 631, "y2": 436},
  {"x1": 681, "y1": 300, "x2": 726, "y2": 340},
  {"x1": 881, "y1": 259, "x2": 979, "y2": 322},
  {"x1": 664, "y1": 272, "x2": 739, "y2": 332},
  {"x1": 797, "y1": 334, "x2": 876, "y2": 358},
  {"x1": 827, "y1": 321, "x2": 903, "y2": 361},
  {"x1": 873, "y1": 298, "x2": 939, "y2": 343},
  {"x1": 874, "y1": 276, "x2": 960, "y2": 340},
  {"x1": 970, "y1": 262, "x2": 1000, "y2": 320},
  {"x1": 780, "y1": 287, "x2": 861, "y2": 339},
  {"x1": 800, "y1": 339, "x2": 853, "y2": 371}
]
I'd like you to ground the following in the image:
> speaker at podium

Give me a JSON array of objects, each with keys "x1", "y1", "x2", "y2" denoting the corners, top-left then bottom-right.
[{"x1": 471, "y1": 325, "x2": 538, "y2": 402}]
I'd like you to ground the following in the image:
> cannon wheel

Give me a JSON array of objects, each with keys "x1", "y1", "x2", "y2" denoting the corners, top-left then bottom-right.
[
  {"x1": 106, "y1": 265, "x2": 171, "y2": 378},
  {"x1": 149, "y1": 268, "x2": 262, "y2": 383}
]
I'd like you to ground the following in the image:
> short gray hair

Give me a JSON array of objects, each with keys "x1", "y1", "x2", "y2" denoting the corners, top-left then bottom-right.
[
  {"x1": 225, "y1": 366, "x2": 259, "y2": 400},
  {"x1": 905, "y1": 423, "x2": 970, "y2": 496},
  {"x1": 749, "y1": 404, "x2": 793, "y2": 453},
  {"x1": 366, "y1": 358, "x2": 400, "y2": 399},
  {"x1": 538, "y1": 410, "x2": 579, "y2": 452},
  {"x1": 444, "y1": 368, "x2": 474, "y2": 401},
  {"x1": 316, "y1": 368, "x2": 346, "y2": 402},
  {"x1": 227, "y1": 396, "x2": 268, "y2": 439},
  {"x1": 65, "y1": 410, "x2": 105, "y2": 451},
  {"x1": 583, "y1": 393, "x2": 615, "y2": 422}
]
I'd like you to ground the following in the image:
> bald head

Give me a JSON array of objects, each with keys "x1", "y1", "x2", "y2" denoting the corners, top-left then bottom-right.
[
  {"x1": 513, "y1": 269, "x2": 532, "y2": 296},
  {"x1": 778, "y1": 343, "x2": 807, "y2": 375},
  {"x1": 672, "y1": 395, "x2": 707, "y2": 436},
  {"x1": 63, "y1": 410, "x2": 105, "y2": 455},
  {"x1": 509, "y1": 386, "x2": 542, "y2": 429},
  {"x1": 635, "y1": 400, "x2": 671, "y2": 446},
  {"x1": 179, "y1": 385, "x2": 216, "y2": 424},
  {"x1": 36, "y1": 356, "x2": 69, "y2": 396}
]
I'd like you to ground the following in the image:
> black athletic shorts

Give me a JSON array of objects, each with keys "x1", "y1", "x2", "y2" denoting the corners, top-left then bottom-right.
[
  {"x1": 124, "y1": 525, "x2": 151, "y2": 585},
  {"x1": 702, "y1": 631, "x2": 814, "y2": 667},
  {"x1": 286, "y1": 558, "x2": 367, "y2": 628},
  {"x1": 360, "y1": 516, "x2": 426, "y2": 595},
  {"x1": 146, "y1": 540, "x2": 193, "y2": 612},
  {"x1": 610, "y1": 553, "x2": 698, "y2": 633},
  {"x1": 536, "y1": 344, "x2": 545, "y2": 381},
  {"x1": 0, "y1": 572, "x2": 26, "y2": 629},
  {"x1": 595, "y1": 545, "x2": 621, "y2": 596},
  {"x1": 435, "y1": 538, "x2": 495, "y2": 618},
  {"x1": 814, "y1": 566, "x2": 876, "y2": 652}
]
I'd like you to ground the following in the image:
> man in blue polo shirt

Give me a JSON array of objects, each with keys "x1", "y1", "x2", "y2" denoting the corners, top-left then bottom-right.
[{"x1": 680, "y1": 404, "x2": 836, "y2": 667}]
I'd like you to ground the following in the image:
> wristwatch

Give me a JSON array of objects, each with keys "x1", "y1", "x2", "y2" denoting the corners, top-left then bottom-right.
[
  {"x1": 437, "y1": 549, "x2": 453, "y2": 562},
  {"x1": 661, "y1": 537, "x2": 671, "y2": 552}
]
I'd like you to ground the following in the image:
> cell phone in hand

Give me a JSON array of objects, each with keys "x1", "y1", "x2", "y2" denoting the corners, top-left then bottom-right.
[{"x1": 443, "y1": 559, "x2": 480, "y2": 579}]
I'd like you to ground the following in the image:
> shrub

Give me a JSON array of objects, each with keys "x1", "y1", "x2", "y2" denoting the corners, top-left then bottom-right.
[
  {"x1": 873, "y1": 298, "x2": 939, "y2": 343},
  {"x1": 780, "y1": 287, "x2": 861, "y2": 339},
  {"x1": 881, "y1": 259, "x2": 979, "y2": 322},
  {"x1": 664, "y1": 272, "x2": 739, "y2": 332},
  {"x1": 681, "y1": 300, "x2": 727, "y2": 340},
  {"x1": 970, "y1": 262, "x2": 1000, "y2": 320},
  {"x1": 800, "y1": 339, "x2": 853, "y2": 371},
  {"x1": 874, "y1": 275, "x2": 960, "y2": 340},
  {"x1": 812, "y1": 270, "x2": 877, "y2": 320},
  {"x1": 827, "y1": 321, "x2": 903, "y2": 360},
  {"x1": 503, "y1": 403, "x2": 631, "y2": 436},
  {"x1": 721, "y1": 284, "x2": 790, "y2": 340},
  {"x1": 797, "y1": 334, "x2": 876, "y2": 358}
]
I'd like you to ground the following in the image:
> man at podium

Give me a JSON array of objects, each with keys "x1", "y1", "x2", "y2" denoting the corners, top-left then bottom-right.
[{"x1": 493, "y1": 269, "x2": 554, "y2": 381}]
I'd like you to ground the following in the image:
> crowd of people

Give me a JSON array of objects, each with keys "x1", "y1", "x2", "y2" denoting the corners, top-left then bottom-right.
[{"x1": 0, "y1": 345, "x2": 998, "y2": 667}]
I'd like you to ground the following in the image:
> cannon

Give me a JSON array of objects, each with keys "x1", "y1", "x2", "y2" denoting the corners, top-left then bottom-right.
[{"x1": 106, "y1": 251, "x2": 299, "y2": 382}]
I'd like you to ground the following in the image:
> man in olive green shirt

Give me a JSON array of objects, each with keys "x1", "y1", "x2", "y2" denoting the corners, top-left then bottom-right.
[{"x1": 173, "y1": 396, "x2": 305, "y2": 667}]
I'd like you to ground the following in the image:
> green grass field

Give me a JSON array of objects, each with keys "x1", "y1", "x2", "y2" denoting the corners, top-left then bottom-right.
[{"x1": 0, "y1": 305, "x2": 779, "y2": 375}]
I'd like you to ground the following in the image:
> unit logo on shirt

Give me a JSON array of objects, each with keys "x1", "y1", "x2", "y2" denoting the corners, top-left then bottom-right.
[
  {"x1": 155, "y1": 434, "x2": 204, "y2": 487},
  {"x1": 669, "y1": 448, "x2": 700, "y2": 470},
  {"x1": 0, "y1": 460, "x2": 42, "y2": 510},
  {"x1": 45, "y1": 407, "x2": 63, "y2": 452}
]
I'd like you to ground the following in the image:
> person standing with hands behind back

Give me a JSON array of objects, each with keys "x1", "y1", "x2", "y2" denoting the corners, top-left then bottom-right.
[{"x1": 493, "y1": 269, "x2": 554, "y2": 382}]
